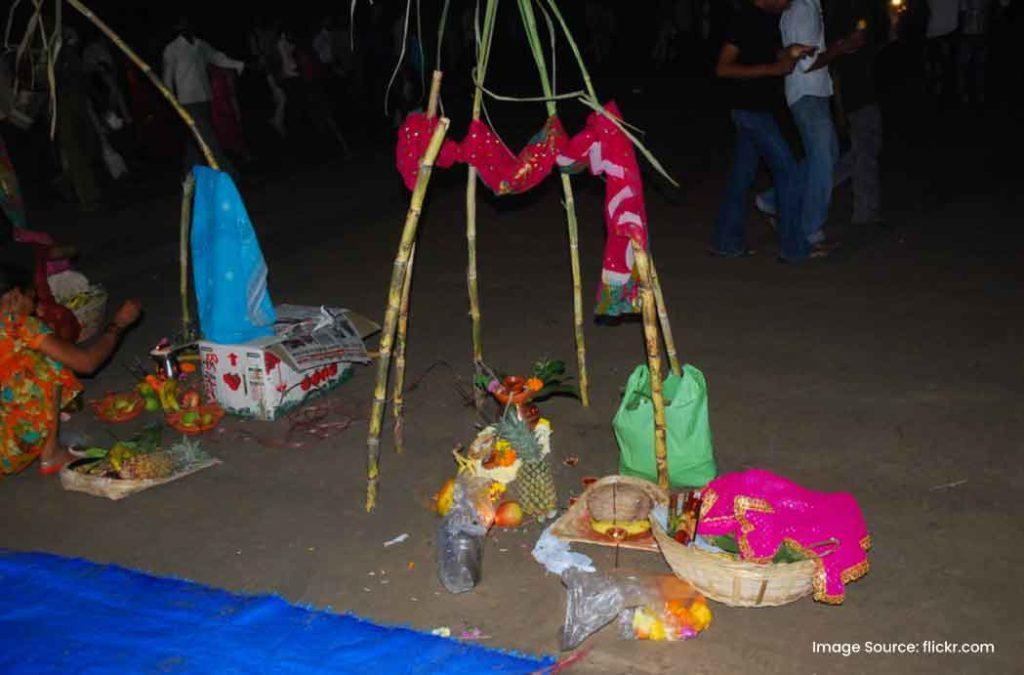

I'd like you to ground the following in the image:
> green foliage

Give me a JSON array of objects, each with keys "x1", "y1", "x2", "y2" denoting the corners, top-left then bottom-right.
[
  {"x1": 494, "y1": 407, "x2": 542, "y2": 462},
  {"x1": 711, "y1": 534, "x2": 810, "y2": 563}
]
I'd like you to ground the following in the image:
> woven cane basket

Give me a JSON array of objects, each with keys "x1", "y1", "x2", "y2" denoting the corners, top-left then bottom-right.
[{"x1": 651, "y1": 520, "x2": 818, "y2": 607}]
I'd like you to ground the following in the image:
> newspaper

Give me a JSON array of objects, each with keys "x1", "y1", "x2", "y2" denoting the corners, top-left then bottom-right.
[{"x1": 267, "y1": 305, "x2": 371, "y2": 371}]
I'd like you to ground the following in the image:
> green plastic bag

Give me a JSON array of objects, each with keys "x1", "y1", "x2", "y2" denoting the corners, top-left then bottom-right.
[{"x1": 613, "y1": 364, "x2": 717, "y2": 488}]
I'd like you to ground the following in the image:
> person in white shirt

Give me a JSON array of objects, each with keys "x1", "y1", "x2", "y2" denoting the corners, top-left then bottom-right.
[
  {"x1": 162, "y1": 17, "x2": 244, "y2": 176},
  {"x1": 758, "y1": 0, "x2": 859, "y2": 250}
]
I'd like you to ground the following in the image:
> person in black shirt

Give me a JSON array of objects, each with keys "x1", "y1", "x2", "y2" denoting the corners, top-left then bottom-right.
[
  {"x1": 828, "y1": 0, "x2": 890, "y2": 226},
  {"x1": 710, "y1": 0, "x2": 815, "y2": 262}
]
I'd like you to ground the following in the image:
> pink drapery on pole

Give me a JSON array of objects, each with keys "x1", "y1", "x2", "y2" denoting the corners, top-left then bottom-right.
[{"x1": 395, "y1": 102, "x2": 648, "y2": 316}]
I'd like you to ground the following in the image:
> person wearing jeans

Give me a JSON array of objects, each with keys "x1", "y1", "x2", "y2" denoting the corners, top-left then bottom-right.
[
  {"x1": 711, "y1": 0, "x2": 813, "y2": 262},
  {"x1": 757, "y1": 0, "x2": 838, "y2": 249},
  {"x1": 757, "y1": 1, "x2": 867, "y2": 245},
  {"x1": 828, "y1": 0, "x2": 891, "y2": 226}
]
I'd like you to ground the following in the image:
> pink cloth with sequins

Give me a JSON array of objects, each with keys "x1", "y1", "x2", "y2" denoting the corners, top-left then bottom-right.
[
  {"x1": 394, "y1": 102, "x2": 649, "y2": 315},
  {"x1": 697, "y1": 469, "x2": 871, "y2": 604}
]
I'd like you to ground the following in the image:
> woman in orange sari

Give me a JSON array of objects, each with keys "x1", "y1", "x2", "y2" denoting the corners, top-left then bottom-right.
[{"x1": 1, "y1": 263, "x2": 141, "y2": 475}]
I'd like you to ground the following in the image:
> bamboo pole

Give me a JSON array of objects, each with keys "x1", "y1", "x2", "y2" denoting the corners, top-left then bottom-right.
[
  {"x1": 516, "y1": 0, "x2": 589, "y2": 407},
  {"x1": 392, "y1": 70, "x2": 443, "y2": 453},
  {"x1": 367, "y1": 117, "x2": 451, "y2": 512},
  {"x1": 631, "y1": 239, "x2": 669, "y2": 491},
  {"x1": 179, "y1": 174, "x2": 195, "y2": 339},
  {"x1": 466, "y1": 0, "x2": 499, "y2": 412},
  {"x1": 647, "y1": 256, "x2": 681, "y2": 376},
  {"x1": 65, "y1": 0, "x2": 219, "y2": 170}
]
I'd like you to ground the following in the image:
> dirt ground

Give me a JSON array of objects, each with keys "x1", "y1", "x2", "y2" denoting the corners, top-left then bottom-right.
[{"x1": 2, "y1": 85, "x2": 1022, "y2": 674}]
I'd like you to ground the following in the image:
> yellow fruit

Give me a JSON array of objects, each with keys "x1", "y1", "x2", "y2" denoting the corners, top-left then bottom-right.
[{"x1": 434, "y1": 478, "x2": 455, "y2": 516}]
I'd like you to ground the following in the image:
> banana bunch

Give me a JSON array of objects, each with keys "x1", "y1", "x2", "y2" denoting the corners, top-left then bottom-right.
[{"x1": 107, "y1": 442, "x2": 137, "y2": 472}]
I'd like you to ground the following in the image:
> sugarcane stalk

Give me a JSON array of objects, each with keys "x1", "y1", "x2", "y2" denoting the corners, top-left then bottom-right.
[
  {"x1": 517, "y1": 0, "x2": 590, "y2": 407},
  {"x1": 631, "y1": 239, "x2": 669, "y2": 491},
  {"x1": 647, "y1": 255, "x2": 681, "y2": 376},
  {"x1": 391, "y1": 244, "x2": 415, "y2": 454},
  {"x1": 367, "y1": 117, "x2": 451, "y2": 512},
  {"x1": 65, "y1": 0, "x2": 219, "y2": 170},
  {"x1": 466, "y1": 0, "x2": 499, "y2": 412},
  {"x1": 179, "y1": 174, "x2": 195, "y2": 339},
  {"x1": 391, "y1": 71, "x2": 443, "y2": 454}
]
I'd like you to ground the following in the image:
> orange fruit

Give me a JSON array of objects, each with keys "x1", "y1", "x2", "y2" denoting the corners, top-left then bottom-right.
[{"x1": 434, "y1": 478, "x2": 456, "y2": 516}]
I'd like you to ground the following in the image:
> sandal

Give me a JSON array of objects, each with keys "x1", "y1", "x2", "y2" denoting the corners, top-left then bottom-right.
[
  {"x1": 707, "y1": 246, "x2": 756, "y2": 258},
  {"x1": 809, "y1": 241, "x2": 839, "y2": 259},
  {"x1": 39, "y1": 449, "x2": 72, "y2": 476}
]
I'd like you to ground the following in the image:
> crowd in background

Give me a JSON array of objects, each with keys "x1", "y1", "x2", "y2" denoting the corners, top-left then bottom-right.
[{"x1": 0, "y1": 0, "x2": 1019, "y2": 220}]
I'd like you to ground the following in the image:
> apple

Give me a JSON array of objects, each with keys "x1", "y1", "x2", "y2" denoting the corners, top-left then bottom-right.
[{"x1": 493, "y1": 501, "x2": 523, "y2": 528}]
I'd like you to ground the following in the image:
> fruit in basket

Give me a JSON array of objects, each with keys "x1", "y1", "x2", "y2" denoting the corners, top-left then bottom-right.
[
  {"x1": 482, "y1": 439, "x2": 517, "y2": 469},
  {"x1": 493, "y1": 501, "x2": 523, "y2": 528},
  {"x1": 119, "y1": 452, "x2": 175, "y2": 480},
  {"x1": 107, "y1": 442, "x2": 137, "y2": 472},
  {"x1": 93, "y1": 391, "x2": 145, "y2": 423},
  {"x1": 495, "y1": 409, "x2": 556, "y2": 518},
  {"x1": 180, "y1": 390, "x2": 200, "y2": 410}
]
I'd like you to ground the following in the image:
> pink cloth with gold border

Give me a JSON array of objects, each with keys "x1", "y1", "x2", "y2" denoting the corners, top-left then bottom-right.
[{"x1": 697, "y1": 469, "x2": 871, "y2": 604}]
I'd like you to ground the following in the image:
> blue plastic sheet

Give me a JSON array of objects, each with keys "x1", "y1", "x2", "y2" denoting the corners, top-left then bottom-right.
[
  {"x1": 190, "y1": 166, "x2": 276, "y2": 344},
  {"x1": 0, "y1": 551, "x2": 552, "y2": 674}
]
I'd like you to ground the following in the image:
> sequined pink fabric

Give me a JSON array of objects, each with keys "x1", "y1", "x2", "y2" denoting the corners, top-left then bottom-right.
[
  {"x1": 697, "y1": 469, "x2": 871, "y2": 604},
  {"x1": 394, "y1": 102, "x2": 649, "y2": 315}
]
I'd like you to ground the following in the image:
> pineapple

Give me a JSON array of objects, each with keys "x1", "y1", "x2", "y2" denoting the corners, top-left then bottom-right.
[
  {"x1": 511, "y1": 457, "x2": 557, "y2": 520},
  {"x1": 495, "y1": 408, "x2": 557, "y2": 520},
  {"x1": 119, "y1": 452, "x2": 175, "y2": 480}
]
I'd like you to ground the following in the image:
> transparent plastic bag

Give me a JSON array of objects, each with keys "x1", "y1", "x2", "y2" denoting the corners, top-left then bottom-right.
[
  {"x1": 560, "y1": 570, "x2": 710, "y2": 649},
  {"x1": 437, "y1": 479, "x2": 489, "y2": 594}
]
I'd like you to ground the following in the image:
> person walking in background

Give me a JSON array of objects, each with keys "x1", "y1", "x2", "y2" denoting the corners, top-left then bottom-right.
[
  {"x1": 756, "y1": 0, "x2": 868, "y2": 248},
  {"x1": 209, "y1": 65, "x2": 252, "y2": 164},
  {"x1": 924, "y1": 0, "x2": 959, "y2": 97},
  {"x1": 248, "y1": 19, "x2": 287, "y2": 138},
  {"x1": 162, "y1": 16, "x2": 244, "y2": 176},
  {"x1": 829, "y1": 0, "x2": 891, "y2": 227},
  {"x1": 56, "y1": 27, "x2": 103, "y2": 213},
  {"x1": 710, "y1": 0, "x2": 814, "y2": 262},
  {"x1": 275, "y1": 28, "x2": 305, "y2": 137},
  {"x1": 776, "y1": 0, "x2": 842, "y2": 250},
  {"x1": 957, "y1": 0, "x2": 992, "y2": 105}
]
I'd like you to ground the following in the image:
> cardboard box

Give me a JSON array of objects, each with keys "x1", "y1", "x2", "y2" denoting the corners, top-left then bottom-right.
[{"x1": 198, "y1": 306, "x2": 378, "y2": 421}]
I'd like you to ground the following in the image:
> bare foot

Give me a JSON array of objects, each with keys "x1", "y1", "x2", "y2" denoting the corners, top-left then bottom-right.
[{"x1": 39, "y1": 436, "x2": 70, "y2": 474}]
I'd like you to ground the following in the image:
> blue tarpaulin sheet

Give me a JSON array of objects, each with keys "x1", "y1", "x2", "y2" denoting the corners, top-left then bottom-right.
[{"x1": 0, "y1": 551, "x2": 552, "y2": 674}]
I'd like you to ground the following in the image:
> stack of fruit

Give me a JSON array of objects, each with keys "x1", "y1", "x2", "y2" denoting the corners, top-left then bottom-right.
[
  {"x1": 165, "y1": 398, "x2": 224, "y2": 435},
  {"x1": 92, "y1": 392, "x2": 144, "y2": 423},
  {"x1": 137, "y1": 375, "x2": 181, "y2": 413},
  {"x1": 71, "y1": 428, "x2": 212, "y2": 481},
  {"x1": 493, "y1": 408, "x2": 557, "y2": 521}
]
